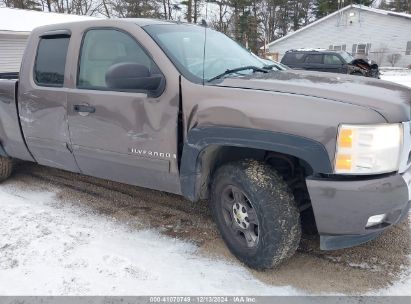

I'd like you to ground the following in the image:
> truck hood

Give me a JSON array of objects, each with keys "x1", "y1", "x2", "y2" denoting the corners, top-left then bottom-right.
[{"x1": 213, "y1": 70, "x2": 411, "y2": 122}]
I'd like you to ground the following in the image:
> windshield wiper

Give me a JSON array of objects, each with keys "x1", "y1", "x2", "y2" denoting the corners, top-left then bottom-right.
[
  {"x1": 262, "y1": 64, "x2": 278, "y2": 70},
  {"x1": 207, "y1": 66, "x2": 268, "y2": 82}
]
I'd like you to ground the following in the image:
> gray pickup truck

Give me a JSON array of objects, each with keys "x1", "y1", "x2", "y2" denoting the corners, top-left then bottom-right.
[{"x1": 0, "y1": 19, "x2": 410, "y2": 270}]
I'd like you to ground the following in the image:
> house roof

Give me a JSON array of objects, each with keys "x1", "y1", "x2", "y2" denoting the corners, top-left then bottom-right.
[
  {"x1": 0, "y1": 7, "x2": 97, "y2": 33},
  {"x1": 264, "y1": 4, "x2": 411, "y2": 49}
]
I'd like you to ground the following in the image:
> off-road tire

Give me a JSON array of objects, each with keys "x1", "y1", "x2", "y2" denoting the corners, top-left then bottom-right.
[
  {"x1": 210, "y1": 159, "x2": 301, "y2": 270},
  {"x1": 0, "y1": 156, "x2": 13, "y2": 182}
]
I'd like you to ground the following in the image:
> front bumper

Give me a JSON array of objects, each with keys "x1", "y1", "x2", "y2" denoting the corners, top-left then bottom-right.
[{"x1": 306, "y1": 168, "x2": 411, "y2": 250}]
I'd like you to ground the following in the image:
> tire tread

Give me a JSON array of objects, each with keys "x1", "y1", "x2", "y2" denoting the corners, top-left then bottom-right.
[
  {"x1": 0, "y1": 156, "x2": 13, "y2": 182},
  {"x1": 210, "y1": 159, "x2": 301, "y2": 269}
]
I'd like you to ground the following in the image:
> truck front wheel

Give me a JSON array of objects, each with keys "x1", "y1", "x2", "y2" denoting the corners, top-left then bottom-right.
[
  {"x1": 0, "y1": 156, "x2": 13, "y2": 182},
  {"x1": 210, "y1": 160, "x2": 301, "y2": 270}
]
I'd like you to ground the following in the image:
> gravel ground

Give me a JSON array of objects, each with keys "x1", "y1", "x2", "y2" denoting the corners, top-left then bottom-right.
[{"x1": 0, "y1": 162, "x2": 410, "y2": 295}]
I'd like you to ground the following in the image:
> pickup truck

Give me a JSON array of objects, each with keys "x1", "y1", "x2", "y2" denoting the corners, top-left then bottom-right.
[{"x1": 0, "y1": 19, "x2": 410, "y2": 270}]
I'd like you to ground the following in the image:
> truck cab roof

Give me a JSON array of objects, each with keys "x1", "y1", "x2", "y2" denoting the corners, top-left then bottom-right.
[{"x1": 32, "y1": 18, "x2": 199, "y2": 33}]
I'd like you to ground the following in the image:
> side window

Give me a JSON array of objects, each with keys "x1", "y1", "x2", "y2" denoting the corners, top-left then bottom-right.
[
  {"x1": 34, "y1": 36, "x2": 70, "y2": 87},
  {"x1": 282, "y1": 53, "x2": 304, "y2": 64},
  {"x1": 356, "y1": 44, "x2": 367, "y2": 55},
  {"x1": 305, "y1": 54, "x2": 323, "y2": 64},
  {"x1": 78, "y1": 29, "x2": 160, "y2": 90},
  {"x1": 352, "y1": 44, "x2": 357, "y2": 56},
  {"x1": 324, "y1": 55, "x2": 342, "y2": 65},
  {"x1": 329, "y1": 45, "x2": 346, "y2": 51},
  {"x1": 352, "y1": 43, "x2": 370, "y2": 56}
]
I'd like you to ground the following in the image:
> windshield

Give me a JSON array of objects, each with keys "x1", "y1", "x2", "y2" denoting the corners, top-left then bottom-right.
[
  {"x1": 144, "y1": 24, "x2": 265, "y2": 83},
  {"x1": 339, "y1": 51, "x2": 354, "y2": 63}
]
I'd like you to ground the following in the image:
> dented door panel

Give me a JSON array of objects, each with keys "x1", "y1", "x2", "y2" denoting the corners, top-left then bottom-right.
[{"x1": 64, "y1": 23, "x2": 181, "y2": 194}]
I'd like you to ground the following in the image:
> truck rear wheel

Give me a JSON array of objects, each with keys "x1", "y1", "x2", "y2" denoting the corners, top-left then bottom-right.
[
  {"x1": 210, "y1": 160, "x2": 301, "y2": 270},
  {"x1": 0, "y1": 156, "x2": 13, "y2": 182}
]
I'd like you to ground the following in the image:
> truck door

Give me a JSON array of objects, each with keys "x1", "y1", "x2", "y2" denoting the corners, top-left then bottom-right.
[
  {"x1": 322, "y1": 54, "x2": 344, "y2": 74},
  {"x1": 18, "y1": 31, "x2": 80, "y2": 172},
  {"x1": 66, "y1": 28, "x2": 181, "y2": 194}
]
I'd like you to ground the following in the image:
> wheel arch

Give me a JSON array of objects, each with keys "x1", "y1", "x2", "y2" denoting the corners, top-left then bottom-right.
[{"x1": 180, "y1": 126, "x2": 332, "y2": 202}]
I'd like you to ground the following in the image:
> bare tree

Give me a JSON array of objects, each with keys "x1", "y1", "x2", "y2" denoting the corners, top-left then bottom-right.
[
  {"x1": 209, "y1": 0, "x2": 231, "y2": 34},
  {"x1": 370, "y1": 44, "x2": 388, "y2": 66},
  {"x1": 387, "y1": 53, "x2": 402, "y2": 67}
]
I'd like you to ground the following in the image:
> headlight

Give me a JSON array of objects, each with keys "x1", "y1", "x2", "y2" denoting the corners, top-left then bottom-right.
[{"x1": 335, "y1": 123, "x2": 403, "y2": 174}]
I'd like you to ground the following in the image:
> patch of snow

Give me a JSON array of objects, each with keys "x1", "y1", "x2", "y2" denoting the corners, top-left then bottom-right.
[
  {"x1": 289, "y1": 48, "x2": 329, "y2": 52},
  {"x1": 0, "y1": 8, "x2": 96, "y2": 32},
  {"x1": 324, "y1": 256, "x2": 342, "y2": 263},
  {"x1": 371, "y1": 215, "x2": 411, "y2": 296},
  {"x1": 347, "y1": 262, "x2": 383, "y2": 273},
  {"x1": 0, "y1": 184, "x2": 299, "y2": 295},
  {"x1": 380, "y1": 68, "x2": 411, "y2": 88},
  {"x1": 377, "y1": 266, "x2": 411, "y2": 295},
  {"x1": 380, "y1": 67, "x2": 408, "y2": 70}
]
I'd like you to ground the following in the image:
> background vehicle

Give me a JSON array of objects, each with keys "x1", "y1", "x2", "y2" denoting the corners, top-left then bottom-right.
[
  {"x1": 281, "y1": 49, "x2": 380, "y2": 78},
  {"x1": 0, "y1": 20, "x2": 410, "y2": 270}
]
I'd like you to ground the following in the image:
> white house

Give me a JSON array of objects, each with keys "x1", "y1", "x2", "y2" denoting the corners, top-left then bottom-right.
[
  {"x1": 0, "y1": 8, "x2": 95, "y2": 73},
  {"x1": 265, "y1": 5, "x2": 411, "y2": 67}
]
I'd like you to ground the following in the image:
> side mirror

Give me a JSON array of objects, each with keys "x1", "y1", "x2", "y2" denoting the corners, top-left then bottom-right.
[{"x1": 105, "y1": 62, "x2": 164, "y2": 97}]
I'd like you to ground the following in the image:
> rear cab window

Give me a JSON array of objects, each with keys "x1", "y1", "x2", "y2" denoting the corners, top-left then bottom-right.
[{"x1": 34, "y1": 35, "x2": 70, "y2": 87}]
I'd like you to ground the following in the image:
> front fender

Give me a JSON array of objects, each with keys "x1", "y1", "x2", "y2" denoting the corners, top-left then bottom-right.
[{"x1": 180, "y1": 126, "x2": 332, "y2": 201}]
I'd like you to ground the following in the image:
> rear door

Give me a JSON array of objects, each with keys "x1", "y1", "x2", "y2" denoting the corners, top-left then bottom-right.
[
  {"x1": 66, "y1": 26, "x2": 181, "y2": 194},
  {"x1": 303, "y1": 54, "x2": 324, "y2": 71},
  {"x1": 18, "y1": 30, "x2": 80, "y2": 172}
]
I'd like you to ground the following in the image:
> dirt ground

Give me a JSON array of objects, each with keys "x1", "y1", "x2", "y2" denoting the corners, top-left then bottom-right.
[{"x1": 9, "y1": 161, "x2": 411, "y2": 295}]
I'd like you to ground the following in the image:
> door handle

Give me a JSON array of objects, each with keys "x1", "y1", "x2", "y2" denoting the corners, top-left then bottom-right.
[{"x1": 73, "y1": 105, "x2": 95, "y2": 115}]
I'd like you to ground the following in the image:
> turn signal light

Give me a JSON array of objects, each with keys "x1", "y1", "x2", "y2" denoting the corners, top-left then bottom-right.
[
  {"x1": 335, "y1": 154, "x2": 352, "y2": 171},
  {"x1": 338, "y1": 129, "x2": 353, "y2": 148}
]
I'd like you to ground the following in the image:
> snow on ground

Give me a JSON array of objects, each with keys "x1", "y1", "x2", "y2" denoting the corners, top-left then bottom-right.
[
  {"x1": 380, "y1": 68, "x2": 411, "y2": 88},
  {"x1": 0, "y1": 184, "x2": 299, "y2": 295},
  {"x1": 0, "y1": 179, "x2": 410, "y2": 296},
  {"x1": 369, "y1": 217, "x2": 411, "y2": 296},
  {"x1": 376, "y1": 265, "x2": 411, "y2": 295}
]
